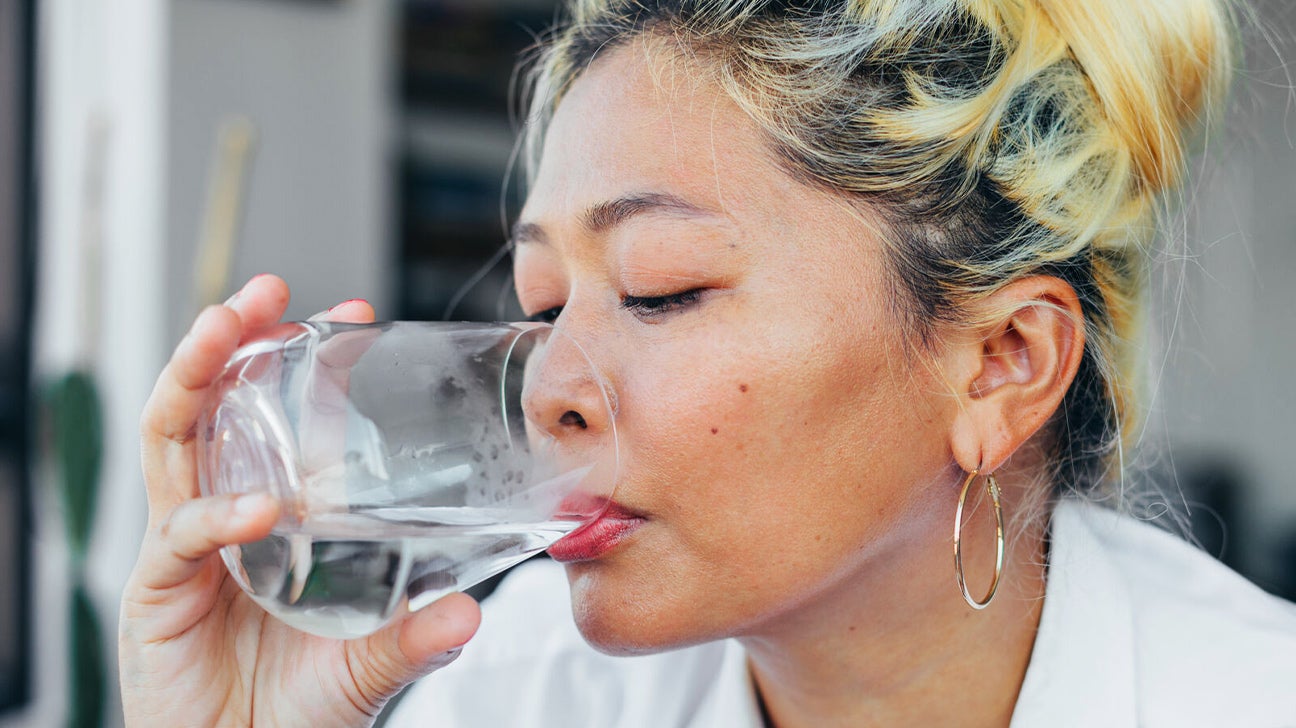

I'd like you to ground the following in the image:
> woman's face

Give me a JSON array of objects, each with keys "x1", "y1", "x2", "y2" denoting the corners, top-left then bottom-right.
[{"x1": 514, "y1": 44, "x2": 961, "y2": 652}]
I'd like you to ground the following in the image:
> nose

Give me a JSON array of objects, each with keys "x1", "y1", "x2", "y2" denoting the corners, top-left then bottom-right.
[{"x1": 520, "y1": 326, "x2": 615, "y2": 441}]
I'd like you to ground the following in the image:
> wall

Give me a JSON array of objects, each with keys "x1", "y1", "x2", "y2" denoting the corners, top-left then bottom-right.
[
  {"x1": 14, "y1": 0, "x2": 167, "y2": 724},
  {"x1": 1152, "y1": 3, "x2": 1296, "y2": 587},
  {"x1": 12, "y1": 0, "x2": 392, "y2": 725},
  {"x1": 165, "y1": 0, "x2": 394, "y2": 337}
]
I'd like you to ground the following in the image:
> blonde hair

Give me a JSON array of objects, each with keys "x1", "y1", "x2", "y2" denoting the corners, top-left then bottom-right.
[{"x1": 520, "y1": 0, "x2": 1234, "y2": 498}]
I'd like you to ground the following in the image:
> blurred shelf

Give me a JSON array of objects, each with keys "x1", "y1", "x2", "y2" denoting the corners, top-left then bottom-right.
[
  {"x1": 399, "y1": 2, "x2": 555, "y2": 114},
  {"x1": 400, "y1": 255, "x2": 524, "y2": 323},
  {"x1": 395, "y1": 0, "x2": 558, "y2": 321},
  {"x1": 399, "y1": 162, "x2": 519, "y2": 250},
  {"x1": 405, "y1": 0, "x2": 558, "y2": 12},
  {"x1": 402, "y1": 108, "x2": 517, "y2": 173}
]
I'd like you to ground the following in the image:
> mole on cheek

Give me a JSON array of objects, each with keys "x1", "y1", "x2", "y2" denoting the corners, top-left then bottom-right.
[
  {"x1": 711, "y1": 427, "x2": 719, "y2": 435},
  {"x1": 739, "y1": 383, "x2": 749, "y2": 393}
]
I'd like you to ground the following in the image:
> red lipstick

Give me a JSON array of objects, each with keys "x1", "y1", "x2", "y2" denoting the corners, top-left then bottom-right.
[{"x1": 547, "y1": 501, "x2": 645, "y2": 562}]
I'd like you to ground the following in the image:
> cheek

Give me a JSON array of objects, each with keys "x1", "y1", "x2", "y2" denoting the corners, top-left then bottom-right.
[
  {"x1": 615, "y1": 357, "x2": 752, "y2": 501},
  {"x1": 619, "y1": 306, "x2": 951, "y2": 548},
  {"x1": 615, "y1": 315, "x2": 897, "y2": 521}
]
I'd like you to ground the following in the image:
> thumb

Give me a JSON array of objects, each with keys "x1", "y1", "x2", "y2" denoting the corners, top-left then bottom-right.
[{"x1": 341, "y1": 592, "x2": 482, "y2": 708}]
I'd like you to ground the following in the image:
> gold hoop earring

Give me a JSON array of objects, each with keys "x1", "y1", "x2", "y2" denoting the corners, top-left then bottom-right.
[{"x1": 953, "y1": 469, "x2": 1005, "y2": 610}]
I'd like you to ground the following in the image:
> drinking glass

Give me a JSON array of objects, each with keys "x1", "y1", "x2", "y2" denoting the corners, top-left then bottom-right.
[{"x1": 196, "y1": 321, "x2": 617, "y2": 639}]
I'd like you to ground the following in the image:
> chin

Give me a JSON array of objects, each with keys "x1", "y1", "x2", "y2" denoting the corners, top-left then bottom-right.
[{"x1": 564, "y1": 564, "x2": 718, "y2": 657}]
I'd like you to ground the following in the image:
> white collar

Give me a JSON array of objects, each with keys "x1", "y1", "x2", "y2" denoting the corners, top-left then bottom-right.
[
  {"x1": 1010, "y1": 500, "x2": 1138, "y2": 726},
  {"x1": 707, "y1": 500, "x2": 1142, "y2": 727}
]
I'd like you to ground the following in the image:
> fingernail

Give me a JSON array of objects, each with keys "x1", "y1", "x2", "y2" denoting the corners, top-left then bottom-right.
[
  {"x1": 426, "y1": 646, "x2": 463, "y2": 669},
  {"x1": 227, "y1": 274, "x2": 273, "y2": 306},
  {"x1": 328, "y1": 298, "x2": 369, "y2": 312},
  {"x1": 187, "y1": 305, "x2": 220, "y2": 336}
]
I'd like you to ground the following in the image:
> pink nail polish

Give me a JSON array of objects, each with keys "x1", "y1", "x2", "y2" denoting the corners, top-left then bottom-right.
[{"x1": 328, "y1": 298, "x2": 368, "y2": 312}]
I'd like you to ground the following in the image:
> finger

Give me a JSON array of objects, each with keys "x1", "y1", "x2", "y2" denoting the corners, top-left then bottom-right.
[
  {"x1": 141, "y1": 305, "x2": 244, "y2": 446},
  {"x1": 299, "y1": 299, "x2": 379, "y2": 498},
  {"x1": 396, "y1": 592, "x2": 480, "y2": 667},
  {"x1": 343, "y1": 592, "x2": 481, "y2": 707},
  {"x1": 301, "y1": 299, "x2": 378, "y2": 417},
  {"x1": 224, "y1": 273, "x2": 292, "y2": 342},
  {"x1": 309, "y1": 298, "x2": 376, "y2": 325},
  {"x1": 141, "y1": 274, "x2": 293, "y2": 446},
  {"x1": 135, "y1": 493, "x2": 280, "y2": 592}
]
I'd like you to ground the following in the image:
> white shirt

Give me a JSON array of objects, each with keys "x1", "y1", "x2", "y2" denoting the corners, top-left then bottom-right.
[{"x1": 388, "y1": 500, "x2": 1296, "y2": 727}]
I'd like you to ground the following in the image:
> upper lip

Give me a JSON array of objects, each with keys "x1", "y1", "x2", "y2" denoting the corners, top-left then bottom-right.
[
  {"x1": 557, "y1": 491, "x2": 645, "y2": 522},
  {"x1": 547, "y1": 496, "x2": 647, "y2": 562},
  {"x1": 595, "y1": 500, "x2": 644, "y2": 521}
]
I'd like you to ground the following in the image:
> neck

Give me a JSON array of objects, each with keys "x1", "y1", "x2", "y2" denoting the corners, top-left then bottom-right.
[{"x1": 740, "y1": 493, "x2": 1049, "y2": 728}]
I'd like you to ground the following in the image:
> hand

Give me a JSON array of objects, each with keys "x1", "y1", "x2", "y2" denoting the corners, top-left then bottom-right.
[{"x1": 119, "y1": 275, "x2": 481, "y2": 727}]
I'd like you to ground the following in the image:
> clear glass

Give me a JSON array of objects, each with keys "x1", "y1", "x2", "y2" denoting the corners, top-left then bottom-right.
[{"x1": 196, "y1": 321, "x2": 617, "y2": 639}]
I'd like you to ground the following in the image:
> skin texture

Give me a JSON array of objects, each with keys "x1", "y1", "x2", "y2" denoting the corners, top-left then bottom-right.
[
  {"x1": 120, "y1": 277, "x2": 481, "y2": 727},
  {"x1": 120, "y1": 39, "x2": 1086, "y2": 728},
  {"x1": 512, "y1": 42, "x2": 1084, "y2": 727}
]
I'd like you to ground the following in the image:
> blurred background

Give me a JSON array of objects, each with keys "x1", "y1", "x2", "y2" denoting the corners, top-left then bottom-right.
[{"x1": 0, "y1": 0, "x2": 1292, "y2": 725}]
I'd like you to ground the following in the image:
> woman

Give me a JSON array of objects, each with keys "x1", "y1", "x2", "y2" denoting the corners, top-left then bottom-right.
[{"x1": 120, "y1": 1, "x2": 1296, "y2": 725}]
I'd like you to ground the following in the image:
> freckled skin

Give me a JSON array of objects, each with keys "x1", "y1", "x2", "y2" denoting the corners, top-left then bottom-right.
[{"x1": 513, "y1": 44, "x2": 963, "y2": 654}]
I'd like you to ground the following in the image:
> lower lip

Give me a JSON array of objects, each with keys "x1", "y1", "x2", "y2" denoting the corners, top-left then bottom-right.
[{"x1": 547, "y1": 513, "x2": 645, "y2": 563}]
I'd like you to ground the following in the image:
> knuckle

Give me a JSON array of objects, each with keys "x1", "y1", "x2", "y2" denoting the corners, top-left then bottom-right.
[
  {"x1": 342, "y1": 651, "x2": 388, "y2": 718},
  {"x1": 156, "y1": 511, "x2": 177, "y2": 543},
  {"x1": 157, "y1": 500, "x2": 210, "y2": 554},
  {"x1": 139, "y1": 380, "x2": 170, "y2": 434},
  {"x1": 138, "y1": 404, "x2": 154, "y2": 436}
]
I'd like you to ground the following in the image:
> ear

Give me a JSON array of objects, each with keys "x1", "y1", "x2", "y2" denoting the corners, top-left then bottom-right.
[{"x1": 947, "y1": 276, "x2": 1086, "y2": 475}]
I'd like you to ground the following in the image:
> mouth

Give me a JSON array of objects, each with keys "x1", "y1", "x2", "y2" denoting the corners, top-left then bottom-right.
[{"x1": 547, "y1": 500, "x2": 646, "y2": 563}]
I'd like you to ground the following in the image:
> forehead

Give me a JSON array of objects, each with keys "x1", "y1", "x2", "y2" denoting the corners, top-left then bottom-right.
[
  {"x1": 517, "y1": 39, "x2": 889, "y2": 296},
  {"x1": 524, "y1": 41, "x2": 779, "y2": 219}
]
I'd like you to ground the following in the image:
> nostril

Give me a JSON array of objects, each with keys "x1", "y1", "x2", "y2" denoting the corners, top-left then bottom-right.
[{"x1": 559, "y1": 410, "x2": 588, "y2": 429}]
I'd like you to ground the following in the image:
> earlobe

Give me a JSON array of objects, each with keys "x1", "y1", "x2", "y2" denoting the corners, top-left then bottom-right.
[{"x1": 948, "y1": 276, "x2": 1086, "y2": 475}]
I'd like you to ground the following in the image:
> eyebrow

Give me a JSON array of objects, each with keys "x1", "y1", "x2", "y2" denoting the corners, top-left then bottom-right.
[{"x1": 511, "y1": 192, "x2": 715, "y2": 246}]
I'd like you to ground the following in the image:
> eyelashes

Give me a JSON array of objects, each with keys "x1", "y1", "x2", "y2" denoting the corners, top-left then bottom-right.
[
  {"x1": 621, "y1": 289, "x2": 704, "y2": 317},
  {"x1": 526, "y1": 288, "x2": 706, "y2": 323}
]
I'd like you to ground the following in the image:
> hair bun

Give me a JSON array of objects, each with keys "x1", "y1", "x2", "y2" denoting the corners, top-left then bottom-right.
[{"x1": 1035, "y1": 0, "x2": 1233, "y2": 193}]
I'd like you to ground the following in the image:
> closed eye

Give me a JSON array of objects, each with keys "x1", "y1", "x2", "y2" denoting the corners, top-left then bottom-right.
[{"x1": 621, "y1": 289, "x2": 705, "y2": 319}]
